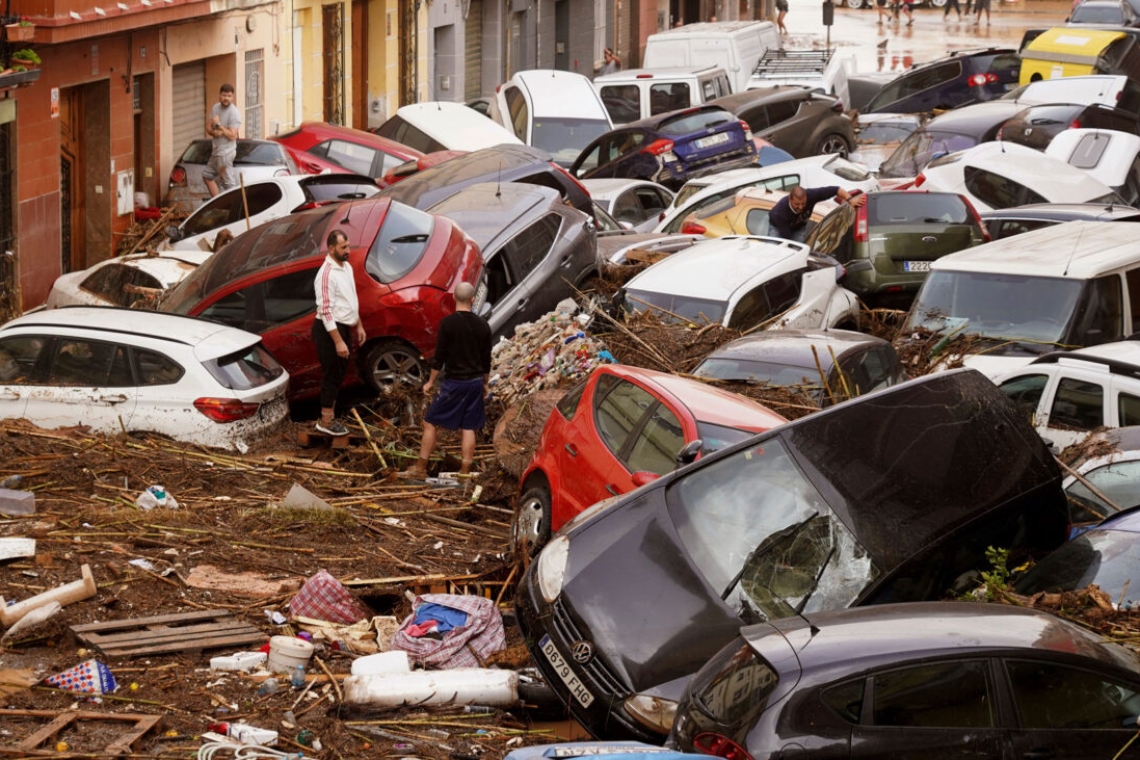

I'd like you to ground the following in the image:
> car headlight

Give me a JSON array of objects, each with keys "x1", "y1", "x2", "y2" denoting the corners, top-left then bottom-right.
[
  {"x1": 623, "y1": 694, "x2": 678, "y2": 735},
  {"x1": 535, "y1": 534, "x2": 570, "y2": 603}
]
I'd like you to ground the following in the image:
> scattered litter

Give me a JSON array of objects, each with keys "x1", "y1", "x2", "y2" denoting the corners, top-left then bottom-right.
[
  {"x1": 264, "y1": 610, "x2": 288, "y2": 625},
  {"x1": 0, "y1": 710, "x2": 161, "y2": 755},
  {"x1": 0, "y1": 487, "x2": 35, "y2": 516},
  {"x1": 392, "y1": 594, "x2": 506, "y2": 669},
  {"x1": 128, "y1": 558, "x2": 156, "y2": 572},
  {"x1": 266, "y1": 635, "x2": 314, "y2": 674},
  {"x1": 209, "y1": 651, "x2": 267, "y2": 672},
  {"x1": 288, "y1": 569, "x2": 370, "y2": 624},
  {"x1": 278, "y1": 482, "x2": 332, "y2": 511},
  {"x1": 1, "y1": 600, "x2": 62, "y2": 643},
  {"x1": 206, "y1": 721, "x2": 278, "y2": 747},
  {"x1": 135, "y1": 484, "x2": 179, "y2": 510},
  {"x1": 343, "y1": 667, "x2": 519, "y2": 707},
  {"x1": 0, "y1": 537, "x2": 35, "y2": 561},
  {"x1": 351, "y1": 650, "x2": 411, "y2": 676},
  {"x1": 0, "y1": 563, "x2": 96, "y2": 627},
  {"x1": 44, "y1": 658, "x2": 117, "y2": 695}
]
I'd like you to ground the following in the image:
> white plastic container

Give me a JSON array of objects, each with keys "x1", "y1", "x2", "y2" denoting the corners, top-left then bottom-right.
[
  {"x1": 343, "y1": 668, "x2": 519, "y2": 707},
  {"x1": 350, "y1": 650, "x2": 411, "y2": 677},
  {"x1": 266, "y1": 635, "x2": 314, "y2": 674},
  {"x1": 227, "y1": 723, "x2": 278, "y2": 747},
  {"x1": 210, "y1": 651, "x2": 267, "y2": 672}
]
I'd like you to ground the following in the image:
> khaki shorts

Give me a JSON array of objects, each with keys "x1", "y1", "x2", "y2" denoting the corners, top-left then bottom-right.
[{"x1": 203, "y1": 152, "x2": 236, "y2": 189}]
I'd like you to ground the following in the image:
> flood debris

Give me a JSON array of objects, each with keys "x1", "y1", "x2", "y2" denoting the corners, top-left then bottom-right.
[{"x1": 0, "y1": 563, "x2": 95, "y2": 627}]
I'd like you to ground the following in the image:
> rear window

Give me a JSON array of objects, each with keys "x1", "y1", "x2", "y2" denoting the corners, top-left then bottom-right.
[
  {"x1": 984, "y1": 52, "x2": 1022, "y2": 80},
  {"x1": 963, "y1": 166, "x2": 1047, "y2": 209},
  {"x1": 1068, "y1": 133, "x2": 1112, "y2": 169},
  {"x1": 880, "y1": 130, "x2": 980, "y2": 178},
  {"x1": 237, "y1": 142, "x2": 289, "y2": 166},
  {"x1": 303, "y1": 178, "x2": 381, "y2": 204},
  {"x1": 365, "y1": 201, "x2": 436, "y2": 283},
  {"x1": 623, "y1": 288, "x2": 727, "y2": 324},
  {"x1": 601, "y1": 84, "x2": 642, "y2": 124},
  {"x1": 1070, "y1": 3, "x2": 1125, "y2": 22},
  {"x1": 689, "y1": 640, "x2": 779, "y2": 728},
  {"x1": 1012, "y1": 104, "x2": 1082, "y2": 128},
  {"x1": 179, "y1": 140, "x2": 213, "y2": 163},
  {"x1": 203, "y1": 343, "x2": 285, "y2": 390},
  {"x1": 868, "y1": 193, "x2": 970, "y2": 225},
  {"x1": 660, "y1": 109, "x2": 735, "y2": 136}
]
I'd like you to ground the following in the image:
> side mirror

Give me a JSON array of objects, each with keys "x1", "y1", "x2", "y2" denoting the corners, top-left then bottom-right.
[
  {"x1": 675, "y1": 439, "x2": 703, "y2": 466},
  {"x1": 477, "y1": 302, "x2": 492, "y2": 318},
  {"x1": 631, "y1": 471, "x2": 660, "y2": 488},
  {"x1": 166, "y1": 224, "x2": 183, "y2": 242}
]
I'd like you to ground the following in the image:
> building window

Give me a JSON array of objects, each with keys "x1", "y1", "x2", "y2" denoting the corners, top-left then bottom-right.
[{"x1": 245, "y1": 48, "x2": 264, "y2": 139}]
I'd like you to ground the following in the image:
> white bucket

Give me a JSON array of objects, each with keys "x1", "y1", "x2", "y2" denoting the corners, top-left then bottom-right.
[
  {"x1": 266, "y1": 635, "x2": 314, "y2": 674},
  {"x1": 343, "y1": 668, "x2": 519, "y2": 707},
  {"x1": 350, "y1": 650, "x2": 411, "y2": 677}
]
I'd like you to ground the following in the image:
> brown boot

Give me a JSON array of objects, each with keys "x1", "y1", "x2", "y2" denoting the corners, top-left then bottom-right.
[
  {"x1": 399, "y1": 458, "x2": 429, "y2": 480},
  {"x1": 459, "y1": 459, "x2": 475, "y2": 476}
]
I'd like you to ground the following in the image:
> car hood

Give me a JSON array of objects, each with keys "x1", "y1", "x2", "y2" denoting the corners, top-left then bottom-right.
[{"x1": 554, "y1": 368, "x2": 1062, "y2": 693}]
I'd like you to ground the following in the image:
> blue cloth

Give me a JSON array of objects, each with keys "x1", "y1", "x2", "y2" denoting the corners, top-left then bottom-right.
[
  {"x1": 769, "y1": 185, "x2": 840, "y2": 241},
  {"x1": 414, "y1": 602, "x2": 469, "y2": 633},
  {"x1": 425, "y1": 377, "x2": 486, "y2": 431}
]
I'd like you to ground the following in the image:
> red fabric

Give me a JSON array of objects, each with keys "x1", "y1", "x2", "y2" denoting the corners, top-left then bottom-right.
[{"x1": 288, "y1": 569, "x2": 370, "y2": 624}]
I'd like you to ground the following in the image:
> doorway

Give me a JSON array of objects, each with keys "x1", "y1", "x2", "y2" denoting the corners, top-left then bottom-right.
[{"x1": 59, "y1": 87, "x2": 84, "y2": 275}]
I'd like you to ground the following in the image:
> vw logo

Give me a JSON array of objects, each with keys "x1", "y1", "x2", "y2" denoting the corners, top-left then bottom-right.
[{"x1": 571, "y1": 640, "x2": 594, "y2": 664}]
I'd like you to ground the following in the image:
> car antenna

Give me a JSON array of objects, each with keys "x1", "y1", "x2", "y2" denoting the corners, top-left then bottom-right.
[
  {"x1": 342, "y1": 200, "x2": 353, "y2": 226},
  {"x1": 1063, "y1": 222, "x2": 1086, "y2": 277},
  {"x1": 496, "y1": 159, "x2": 503, "y2": 198}
]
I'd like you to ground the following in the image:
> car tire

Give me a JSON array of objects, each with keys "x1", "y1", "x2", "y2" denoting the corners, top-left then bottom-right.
[
  {"x1": 513, "y1": 485, "x2": 552, "y2": 558},
  {"x1": 929, "y1": 0, "x2": 948, "y2": 6},
  {"x1": 361, "y1": 339, "x2": 427, "y2": 393},
  {"x1": 816, "y1": 133, "x2": 851, "y2": 157},
  {"x1": 845, "y1": 0, "x2": 866, "y2": 8}
]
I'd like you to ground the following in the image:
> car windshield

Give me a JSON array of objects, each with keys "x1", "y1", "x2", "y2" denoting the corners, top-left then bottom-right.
[
  {"x1": 1015, "y1": 526, "x2": 1140, "y2": 606},
  {"x1": 696, "y1": 421, "x2": 766, "y2": 454},
  {"x1": 906, "y1": 270, "x2": 1084, "y2": 345},
  {"x1": 668, "y1": 438, "x2": 876, "y2": 623},
  {"x1": 365, "y1": 201, "x2": 436, "y2": 283},
  {"x1": 673, "y1": 181, "x2": 717, "y2": 208},
  {"x1": 868, "y1": 193, "x2": 970, "y2": 225},
  {"x1": 1071, "y1": 3, "x2": 1125, "y2": 22},
  {"x1": 659, "y1": 109, "x2": 734, "y2": 135},
  {"x1": 695, "y1": 357, "x2": 826, "y2": 388},
  {"x1": 858, "y1": 120, "x2": 919, "y2": 144},
  {"x1": 880, "y1": 130, "x2": 980, "y2": 179},
  {"x1": 532, "y1": 118, "x2": 611, "y2": 165},
  {"x1": 623, "y1": 288, "x2": 727, "y2": 324},
  {"x1": 821, "y1": 155, "x2": 872, "y2": 182}
]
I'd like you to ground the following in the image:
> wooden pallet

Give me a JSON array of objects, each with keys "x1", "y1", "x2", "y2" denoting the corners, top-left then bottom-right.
[
  {"x1": 71, "y1": 609, "x2": 266, "y2": 658},
  {"x1": 0, "y1": 710, "x2": 161, "y2": 755}
]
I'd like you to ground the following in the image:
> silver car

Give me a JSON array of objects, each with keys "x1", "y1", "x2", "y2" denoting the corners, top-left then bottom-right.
[{"x1": 166, "y1": 138, "x2": 299, "y2": 211}]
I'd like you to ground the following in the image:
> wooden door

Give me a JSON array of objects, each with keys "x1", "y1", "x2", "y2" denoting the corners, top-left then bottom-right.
[{"x1": 59, "y1": 87, "x2": 84, "y2": 276}]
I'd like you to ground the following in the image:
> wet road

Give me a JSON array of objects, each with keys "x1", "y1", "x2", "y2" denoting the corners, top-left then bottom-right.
[{"x1": 784, "y1": 0, "x2": 1073, "y2": 75}]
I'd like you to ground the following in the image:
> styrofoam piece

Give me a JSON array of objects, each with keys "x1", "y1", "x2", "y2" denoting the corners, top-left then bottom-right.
[
  {"x1": 210, "y1": 651, "x2": 268, "y2": 672},
  {"x1": 0, "y1": 488, "x2": 35, "y2": 516},
  {"x1": 343, "y1": 668, "x2": 519, "y2": 707},
  {"x1": 350, "y1": 650, "x2": 411, "y2": 676},
  {"x1": 228, "y1": 724, "x2": 278, "y2": 746},
  {"x1": 266, "y1": 635, "x2": 314, "y2": 674}
]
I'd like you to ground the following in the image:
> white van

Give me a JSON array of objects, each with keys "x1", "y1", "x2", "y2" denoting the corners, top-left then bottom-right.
[
  {"x1": 593, "y1": 66, "x2": 733, "y2": 125},
  {"x1": 642, "y1": 20, "x2": 782, "y2": 94},
  {"x1": 1046, "y1": 128, "x2": 1140, "y2": 206},
  {"x1": 373, "y1": 101, "x2": 522, "y2": 153},
  {"x1": 489, "y1": 69, "x2": 613, "y2": 168}
]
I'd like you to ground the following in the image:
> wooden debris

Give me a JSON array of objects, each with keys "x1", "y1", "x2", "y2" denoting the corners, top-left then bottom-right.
[
  {"x1": 0, "y1": 563, "x2": 96, "y2": 627},
  {"x1": 0, "y1": 537, "x2": 35, "y2": 561},
  {"x1": 0, "y1": 710, "x2": 161, "y2": 756},
  {"x1": 71, "y1": 609, "x2": 267, "y2": 657}
]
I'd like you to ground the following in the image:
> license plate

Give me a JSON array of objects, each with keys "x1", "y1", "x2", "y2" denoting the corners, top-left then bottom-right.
[
  {"x1": 540, "y1": 634, "x2": 595, "y2": 708},
  {"x1": 903, "y1": 260, "x2": 931, "y2": 272},
  {"x1": 694, "y1": 132, "x2": 730, "y2": 150}
]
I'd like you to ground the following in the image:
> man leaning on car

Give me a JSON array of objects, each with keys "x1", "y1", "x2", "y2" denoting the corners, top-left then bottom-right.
[{"x1": 770, "y1": 184, "x2": 866, "y2": 243}]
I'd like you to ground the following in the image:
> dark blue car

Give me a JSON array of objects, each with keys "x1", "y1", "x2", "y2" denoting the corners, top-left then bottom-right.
[{"x1": 569, "y1": 105, "x2": 757, "y2": 191}]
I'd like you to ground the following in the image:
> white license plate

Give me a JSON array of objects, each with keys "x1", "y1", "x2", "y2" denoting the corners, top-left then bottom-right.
[
  {"x1": 540, "y1": 634, "x2": 595, "y2": 708},
  {"x1": 903, "y1": 260, "x2": 931, "y2": 272},
  {"x1": 694, "y1": 133, "x2": 730, "y2": 150}
]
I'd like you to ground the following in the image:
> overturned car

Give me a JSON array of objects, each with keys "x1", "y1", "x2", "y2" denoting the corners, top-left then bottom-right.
[{"x1": 515, "y1": 369, "x2": 1069, "y2": 742}]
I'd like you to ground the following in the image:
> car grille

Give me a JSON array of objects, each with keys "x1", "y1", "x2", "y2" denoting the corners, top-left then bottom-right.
[{"x1": 551, "y1": 598, "x2": 630, "y2": 697}]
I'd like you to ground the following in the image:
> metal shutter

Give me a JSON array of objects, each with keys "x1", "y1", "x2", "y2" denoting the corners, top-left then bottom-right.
[
  {"x1": 172, "y1": 62, "x2": 206, "y2": 155},
  {"x1": 465, "y1": 0, "x2": 483, "y2": 101}
]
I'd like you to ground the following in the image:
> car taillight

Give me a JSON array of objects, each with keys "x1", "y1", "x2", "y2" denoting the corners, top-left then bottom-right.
[
  {"x1": 831, "y1": 100, "x2": 845, "y2": 112},
  {"x1": 962, "y1": 196, "x2": 990, "y2": 241},
  {"x1": 693, "y1": 732, "x2": 754, "y2": 760},
  {"x1": 739, "y1": 120, "x2": 753, "y2": 142},
  {"x1": 913, "y1": 173, "x2": 926, "y2": 188},
  {"x1": 681, "y1": 220, "x2": 707, "y2": 234},
  {"x1": 169, "y1": 166, "x2": 187, "y2": 187},
  {"x1": 996, "y1": 126, "x2": 1004, "y2": 140},
  {"x1": 194, "y1": 398, "x2": 261, "y2": 422},
  {"x1": 643, "y1": 138, "x2": 676, "y2": 156},
  {"x1": 1070, "y1": 118, "x2": 1081, "y2": 129},
  {"x1": 968, "y1": 72, "x2": 999, "y2": 87},
  {"x1": 854, "y1": 205, "x2": 869, "y2": 243}
]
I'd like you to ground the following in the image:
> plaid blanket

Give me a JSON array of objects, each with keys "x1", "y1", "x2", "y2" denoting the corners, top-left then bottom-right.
[{"x1": 392, "y1": 593, "x2": 506, "y2": 669}]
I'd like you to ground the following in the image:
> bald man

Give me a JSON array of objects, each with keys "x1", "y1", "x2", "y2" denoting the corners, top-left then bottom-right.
[{"x1": 401, "y1": 282, "x2": 492, "y2": 479}]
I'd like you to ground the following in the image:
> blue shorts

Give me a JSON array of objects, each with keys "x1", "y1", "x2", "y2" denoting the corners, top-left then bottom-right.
[{"x1": 425, "y1": 377, "x2": 486, "y2": 431}]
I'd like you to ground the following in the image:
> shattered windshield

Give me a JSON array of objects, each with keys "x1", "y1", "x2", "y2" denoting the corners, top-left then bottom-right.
[
  {"x1": 906, "y1": 271, "x2": 1084, "y2": 347},
  {"x1": 667, "y1": 438, "x2": 876, "y2": 623}
]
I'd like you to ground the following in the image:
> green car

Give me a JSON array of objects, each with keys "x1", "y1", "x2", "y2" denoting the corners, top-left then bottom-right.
[{"x1": 805, "y1": 190, "x2": 989, "y2": 310}]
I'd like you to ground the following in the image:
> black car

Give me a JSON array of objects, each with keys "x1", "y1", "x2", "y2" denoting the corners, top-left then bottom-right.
[
  {"x1": 980, "y1": 202, "x2": 1140, "y2": 239},
  {"x1": 863, "y1": 48, "x2": 1021, "y2": 115},
  {"x1": 997, "y1": 102, "x2": 1140, "y2": 150},
  {"x1": 710, "y1": 86, "x2": 857, "y2": 158},
  {"x1": 516, "y1": 369, "x2": 1069, "y2": 742},
  {"x1": 878, "y1": 99, "x2": 1025, "y2": 179},
  {"x1": 670, "y1": 602, "x2": 1140, "y2": 760},
  {"x1": 378, "y1": 144, "x2": 594, "y2": 218}
]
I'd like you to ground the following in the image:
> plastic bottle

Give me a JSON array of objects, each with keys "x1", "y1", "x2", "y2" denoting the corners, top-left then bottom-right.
[
  {"x1": 0, "y1": 474, "x2": 22, "y2": 489},
  {"x1": 257, "y1": 678, "x2": 279, "y2": 696},
  {"x1": 291, "y1": 664, "x2": 306, "y2": 690}
]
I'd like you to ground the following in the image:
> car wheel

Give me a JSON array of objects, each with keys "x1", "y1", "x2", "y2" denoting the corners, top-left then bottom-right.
[
  {"x1": 513, "y1": 485, "x2": 552, "y2": 558},
  {"x1": 817, "y1": 133, "x2": 851, "y2": 157},
  {"x1": 361, "y1": 339, "x2": 427, "y2": 392},
  {"x1": 845, "y1": 0, "x2": 865, "y2": 8},
  {"x1": 929, "y1": 0, "x2": 948, "y2": 6}
]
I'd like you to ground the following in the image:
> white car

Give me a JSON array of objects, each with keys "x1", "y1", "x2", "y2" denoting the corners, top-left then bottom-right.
[
  {"x1": 994, "y1": 341, "x2": 1140, "y2": 450},
  {"x1": 1057, "y1": 425, "x2": 1140, "y2": 526},
  {"x1": 654, "y1": 154, "x2": 879, "y2": 234},
  {"x1": 44, "y1": 251, "x2": 213, "y2": 310},
  {"x1": 162, "y1": 173, "x2": 381, "y2": 253},
  {"x1": 1045, "y1": 129, "x2": 1140, "y2": 207},
  {"x1": 372, "y1": 101, "x2": 523, "y2": 152},
  {"x1": 616, "y1": 235, "x2": 859, "y2": 331},
  {"x1": 582, "y1": 178, "x2": 675, "y2": 233},
  {"x1": 914, "y1": 141, "x2": 1125, "y2": 212},
  {"x1": 0, "y1": 308, "x2": 289, "y2": 451},
  {"x1": 1001, "y1": 75, "x2": 1140, "y2": 111}
]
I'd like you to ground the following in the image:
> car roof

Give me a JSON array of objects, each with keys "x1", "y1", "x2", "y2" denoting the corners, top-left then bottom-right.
[
  {"x1": 380, "y1": 144, "x2": 562, "y2": 205},
  {"x1": 931, "y1": 220, "x2": 1140, "y2": 278},
  {"x1": 625, "y1": 236, "x2": 808, "y2": 301},
  {"x1": 2, "y1": 306, "x2": 260, "y2": 360},
  {"x1": 906, "y1": 46, "x2": 1015, "y2": 69},
  {"x1": 712, "y1": 86, "x2": 814, "y2": 110},
  {"x1": 702, "y1": 328, "x2": 888, "y2": 368},
  {"x1": 506, "y1": 69, "x2": 603, "y2": 116},
  {"x1": 979, "y1": 202, "x2": 1140, "y2": 222},
  {"x1": 931, "y1": 141, "x2": 1117, "y2": 195},
  {"x1": 391, "y1": 102, "x2": 523, "y2": 147},
  {"x1": 750, "y1": 601, "x2": 1138, "y2": 672},
  {"x1": 595, "y1": 66, "x2": 727, "y2": 81},
  {"x1": 427, "y1": 181, "x2": 559, "y2": 249},
  {"x1": 924, "y1": 100, "x2": 1027, "y2": 133},
  {"x1": 599, "y1": 364, "x2": 787, "y2": 431},
  {"x1": 624, "y1": 104, "x2": 735, "y2": 130}
]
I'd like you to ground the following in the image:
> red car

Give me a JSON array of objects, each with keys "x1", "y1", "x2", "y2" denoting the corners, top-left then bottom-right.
[
  {"x1": 514, "y1": 364, "x2": 787, "y2": 555},
  {"x1": 271, "y1": 122, "x2": 423, "y2": 181},
  {"x1": 158, "y1": 198, "x2": 483, "y2": 401}
]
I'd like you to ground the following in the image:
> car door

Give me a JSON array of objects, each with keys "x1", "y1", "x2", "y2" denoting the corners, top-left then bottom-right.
[
  {"x1": 1004, "y1": 658, "x2": 1140, "y2": 759},
  {"x1": 22, "y1": 336, "x2": 137, "y2": 435},
  {"x1": 554, "y1": 373, "x2": 627, "y2": 516},
  {"x1": 175, "y1": 181, "x2": 286, "y2": 251},
  {"x1": 1042, "y1": 372, "x2": 1110, "y2": 449},
  {"x1": 0, "y1": 334, "x2": 43, "y2": 424},
  {"x1": 495, "y1": 214, "x2": 563, "y2": 334},
  {"x1": 847, "y1": 659, "x2": 1009, "y2": 759}
]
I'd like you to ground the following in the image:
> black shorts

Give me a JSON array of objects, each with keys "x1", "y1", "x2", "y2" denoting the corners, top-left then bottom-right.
[{"x1": 776, "y1": 0, "x2": 789, "y2": 10}]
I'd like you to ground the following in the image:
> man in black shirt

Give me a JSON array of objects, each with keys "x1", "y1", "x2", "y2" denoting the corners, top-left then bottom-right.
[
  {"x1": 769, "y1": 184, "x2": 866, "y2": 242},
  {"x1": 400, "y1": 281, "x2": 492, "y2": 480}
]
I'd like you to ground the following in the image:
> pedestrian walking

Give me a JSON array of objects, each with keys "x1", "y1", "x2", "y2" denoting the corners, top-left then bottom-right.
[
  {"x1": 898, "y1": 0, "x2": 914, "y2": 24},
  {"x1": 400, "y1": 282, "x2": 492, "y2": 480},
  {"x1": 769, "y1": 185, "x2": 867, "y2": 243},
  {"x1": 203, "y1": 84, "x2": 241, "y2": 198},
  {"x1": 775, "y1": 0, "x2": 789, "y2": 33},
  {"x1": 974, "y1": 0, "x2": 991, "y2": 24},
  {"x1": 876, "y1": 0, "x2": 892, "y2": 23},
  {"x1": 311, "y1": 229, "x2": 366, "y2": 437},
  {"x1": 944, "y1": 0, "x2": 963, "y2": 19}
]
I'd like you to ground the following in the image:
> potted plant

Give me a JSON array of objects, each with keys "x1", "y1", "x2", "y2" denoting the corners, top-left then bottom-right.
[
  {"x1": 10, "y1": 48, "x2": 40, "y2": 68},
  {"x1": 4, "y1": 18, "x2": 34, "y2": 42}
]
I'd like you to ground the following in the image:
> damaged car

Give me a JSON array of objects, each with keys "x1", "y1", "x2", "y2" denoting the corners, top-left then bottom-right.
[{"x1": 515, "y1": 369, "x2": 1069, "y2": 742}]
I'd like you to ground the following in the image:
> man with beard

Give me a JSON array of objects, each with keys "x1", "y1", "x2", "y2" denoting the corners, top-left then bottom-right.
[{"x1": 312, "y1": 229, "x2": 366, "y2": 436}]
